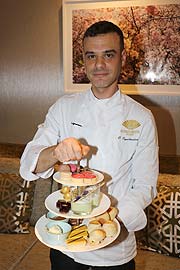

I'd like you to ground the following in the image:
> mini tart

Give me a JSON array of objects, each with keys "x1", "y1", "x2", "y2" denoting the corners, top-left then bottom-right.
[
  {"x1": 71, "y1": 173, "x2": 84, "y2": 185},
  {"x1": 83, "y1": 171, "x2": 97, "y2": 185},
  {"x1": 71, "y1": 170, "x2": 97, "y2": 185},
  {"x1": 60, "y1": 171, "x2": 72, "y2": 181}
]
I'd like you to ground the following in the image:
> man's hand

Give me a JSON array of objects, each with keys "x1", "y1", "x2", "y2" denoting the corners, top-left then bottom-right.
[
  {"x1": 53, "y1": 137, "x2": 90, "y2": 163},
  {"x1": 34, "y1": 138, "x2": 90, "y2": 174}
]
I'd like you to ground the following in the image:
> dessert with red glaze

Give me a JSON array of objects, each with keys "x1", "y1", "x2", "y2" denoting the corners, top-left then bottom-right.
[
  {"x1": 71, "y1": 170, "x2": 97, "y2": 185},
  {"x1": 71, "y1": 172, "x2": 85, "y2": 184},
  {"x1": 83, "y1": 171, "x2": 97, "y2": 185},
  {"x1": 58, "y1": 164, "x2": 98, "y2": 186}
]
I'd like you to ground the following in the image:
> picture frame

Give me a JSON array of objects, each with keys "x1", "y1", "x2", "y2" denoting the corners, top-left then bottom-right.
[{"x1": 62, "y1": 0, "x2": 180, "y2": 95}]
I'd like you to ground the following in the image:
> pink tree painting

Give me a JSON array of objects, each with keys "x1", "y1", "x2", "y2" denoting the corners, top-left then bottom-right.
[{"x1": 72, "y1": 4, "x2": 180, "y2": 85}]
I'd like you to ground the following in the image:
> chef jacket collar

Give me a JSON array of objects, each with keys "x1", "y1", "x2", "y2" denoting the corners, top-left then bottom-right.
[{"x1": 88, "y1": 88, "x2": 122, "y2": 108}]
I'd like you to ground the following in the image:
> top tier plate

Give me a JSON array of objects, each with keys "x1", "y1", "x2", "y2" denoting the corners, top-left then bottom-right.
[{"x1": 53, "y1": 170, "x2": 104, "y2": 187}]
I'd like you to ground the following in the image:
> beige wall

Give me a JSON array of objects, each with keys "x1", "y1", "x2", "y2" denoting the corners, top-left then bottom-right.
[
  {"x1": 0, "y1": 0, "x2": 63, "y2": 143},
  {"x1": 132, "y1": 95, "x2": 180, "y2": 156},
  {"x1": 0, "y1": 0, "x2": 180, "y2": 155}
]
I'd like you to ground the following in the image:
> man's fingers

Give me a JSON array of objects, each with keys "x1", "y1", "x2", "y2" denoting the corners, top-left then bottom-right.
[
  {"x1": 69, "y1": 142, "x2": 82, "y2": 161},
  {"x1": 81, "y1": 145, "x2": 90, "y2": 157},
  {"x1": 54, "y1": 138, "x2": 90, "y2": 163}
]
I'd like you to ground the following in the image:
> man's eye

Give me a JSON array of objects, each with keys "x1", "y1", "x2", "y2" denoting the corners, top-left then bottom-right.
[
  {"x1": 105, "y1": 53, "x2": 114, "y2": 59},
  {"x1": 87, "y1": 55, "x2": 95, "y2": 60}
]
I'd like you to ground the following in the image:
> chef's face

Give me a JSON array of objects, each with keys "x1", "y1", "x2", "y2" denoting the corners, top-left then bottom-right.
[{"x1": 83, "y1": 32, "x2": 126, "y2": 99}]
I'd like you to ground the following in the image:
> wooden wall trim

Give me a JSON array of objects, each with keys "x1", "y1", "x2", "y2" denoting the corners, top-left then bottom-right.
[{"x1": 159, "y1": 155, "x2": 180, "y2": 175}]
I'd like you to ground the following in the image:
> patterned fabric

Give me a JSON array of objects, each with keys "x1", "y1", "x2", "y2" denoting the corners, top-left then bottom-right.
[
  {"x1": 137, "y1": 180, "x2": 180, "y2": 258},
  {"x1": 0, "y1": 173, "x2": 35, "y2": 233}
]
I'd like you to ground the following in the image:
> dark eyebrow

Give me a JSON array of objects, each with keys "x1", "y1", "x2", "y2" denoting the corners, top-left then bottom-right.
[
  {"x1": 85, "y1": 51, "x2": 94, "y2": 55},
  {"x1": 104, "y1": 49, "x2": 117, "y2": 54},
  {"x1": 85, "y1": 49, "x2": 117, "y2": 56}
]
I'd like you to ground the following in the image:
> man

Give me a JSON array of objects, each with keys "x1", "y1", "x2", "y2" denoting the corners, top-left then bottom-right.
[{"x1": 20, "y1": 21, "x2": 159, "y2": 270}]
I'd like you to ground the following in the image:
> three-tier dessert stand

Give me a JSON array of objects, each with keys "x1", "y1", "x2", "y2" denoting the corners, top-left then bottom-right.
[{"x1": 35, "y1": 170, "x2": 121, "y2": 252}]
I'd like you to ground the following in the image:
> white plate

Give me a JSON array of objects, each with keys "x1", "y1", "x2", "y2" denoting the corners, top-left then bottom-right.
[
  {"x1": 53, "y1": 170, "x2": 104, "y2": 187},
  {"x1": 35, "y1": 215, "x2": 121, "y2": 252},
  {"x1": 45, "y1": 190, "x2": 111, "y2": 219}
]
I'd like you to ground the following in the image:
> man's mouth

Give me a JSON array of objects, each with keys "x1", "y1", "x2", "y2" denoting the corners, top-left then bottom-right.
[{"x1": 93, "y1": 72, "x2": 108, "y2": 76}]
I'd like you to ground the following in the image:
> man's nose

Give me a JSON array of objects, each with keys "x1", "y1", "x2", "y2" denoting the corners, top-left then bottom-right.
[{"x1": 95, "y1": 56, "x2": 105, "y2": 68}]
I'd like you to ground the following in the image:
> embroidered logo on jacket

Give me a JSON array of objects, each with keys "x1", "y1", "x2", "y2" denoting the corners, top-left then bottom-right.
[
  {"x1": 122, "y1": 120, "x2": 141, "y2": 130},
  {"x1": 121, "y1": 120, "x2": 141, "y2": 137}
]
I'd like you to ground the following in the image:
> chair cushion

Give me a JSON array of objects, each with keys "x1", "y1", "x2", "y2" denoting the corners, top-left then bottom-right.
[
  {"x1": 0, "y1": 158, "x2": 35, "y2": 233},
  {"x1": 136, "y1": 173, "x2": 180, "y2": 258}
]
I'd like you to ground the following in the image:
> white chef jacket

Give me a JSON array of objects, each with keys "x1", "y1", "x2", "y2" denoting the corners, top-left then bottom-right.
[{"x1": 20, "y1": 89, "x2": 159, "y2": 266}]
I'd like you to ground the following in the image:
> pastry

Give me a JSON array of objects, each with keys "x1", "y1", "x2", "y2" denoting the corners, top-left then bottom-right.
[
  {"x1": 102, "y1": 220, "x2": 117, "y2": 237},
  {"x1": 71, "y1": 173, "x2": 84, "y2": 185},
  {"x1": 66, "y1": 224, "x2": 88, "y2": 248},
  {"x1": 67, "y1": 224, "x2": 87, "y2": 238},
  {"x1": 83, "y1": 171, "x2": 97, "y2": 185},
  {"x1": 95, "y1": 207, "x2": 118, "y2": 224},
  {"x1": 88, "y1": 220, "x2": 101, "y2": 233},
  {"x1": 66, "y1": 230, "x2": 88, "y2": 242},
  {"x1": 66, "y1": 238, "x2": 87, "y2": 249},
  {"x1": 60, "y1": 171, "x2": 72, "y2": 181},
  {"x1": 88, "y1": 229, "x2": 106, "y2": 244},
  {"x1": 107, "y1": 207, "x2": 118, "y2": 220},
  {"x1": 71, "y1": 170, "x2": 97, "y2": 185},
  {"x1": 95, "y1": 211, "x2": 110, "y2": 224}
]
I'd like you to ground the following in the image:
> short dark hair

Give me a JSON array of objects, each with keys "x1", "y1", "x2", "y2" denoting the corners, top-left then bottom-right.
[{"x1": 83, "y1": 21, "x2": 124, "y2": 51}]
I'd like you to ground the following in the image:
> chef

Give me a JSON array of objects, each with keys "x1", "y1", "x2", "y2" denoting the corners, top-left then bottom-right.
[{"x1": 20, "y1": 21, "x2": 159, "y2": 270}]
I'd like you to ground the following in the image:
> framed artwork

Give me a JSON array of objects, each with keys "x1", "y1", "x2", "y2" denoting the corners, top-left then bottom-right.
[{"x1": 63, "y1": 0, "x2": 180, "y2": 95}]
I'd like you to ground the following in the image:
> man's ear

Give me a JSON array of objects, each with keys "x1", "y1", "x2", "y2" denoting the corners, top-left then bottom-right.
[{"x1": 121, "y1": 49, "x2": 126, "y2": 67}]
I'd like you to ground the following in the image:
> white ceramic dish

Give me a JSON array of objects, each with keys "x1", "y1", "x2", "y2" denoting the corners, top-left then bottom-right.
[
  {"x1": 53, "y1": 170, "x2": 104, "y2": 187},
  {"x1": 35, "y1": 215, "x2": 121, "y2": 252},
  {"x1": 45, "y1": 190, "x2": 111, "y2": 219}
]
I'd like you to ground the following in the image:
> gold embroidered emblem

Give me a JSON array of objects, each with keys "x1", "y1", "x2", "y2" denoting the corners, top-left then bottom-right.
[{"x1": 122, "y1": 120, "x2": 141, "y2": 130}]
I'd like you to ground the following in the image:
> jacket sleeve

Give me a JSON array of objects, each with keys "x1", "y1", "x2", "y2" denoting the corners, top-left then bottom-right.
[
  {"x1": 118, "y1": 112, "x2": 159, "y2": 232},
  {"x1": 19, "y1": 100, "x2": 62, "y2": 181}
]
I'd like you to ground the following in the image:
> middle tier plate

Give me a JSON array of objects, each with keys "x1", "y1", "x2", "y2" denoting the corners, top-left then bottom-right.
[{"x1": 45, "y1": 190, "x2": 111, "y2": 219}]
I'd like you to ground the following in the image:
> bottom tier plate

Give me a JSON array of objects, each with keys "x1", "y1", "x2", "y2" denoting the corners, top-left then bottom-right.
[{"x1": 35, "y1": 215, "x2": 121, "y2": 252}]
